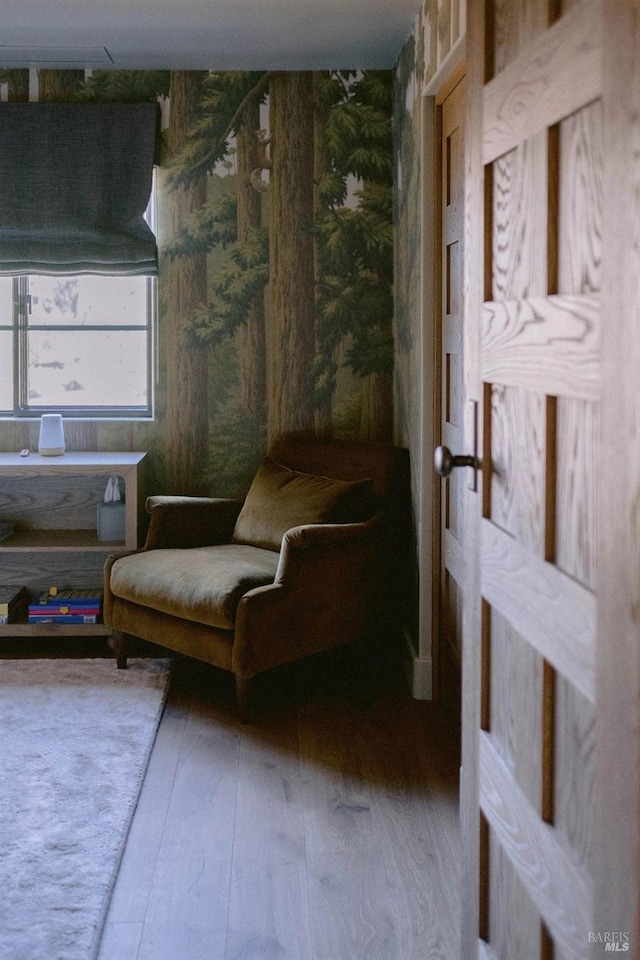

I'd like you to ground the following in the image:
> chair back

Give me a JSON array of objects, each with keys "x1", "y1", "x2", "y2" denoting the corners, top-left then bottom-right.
[
  {"x1": 268, "y1": 434, "x2": 412, "y2": 635},
  {"x1": 268, "y1": 434, "x2": 409, "y2": 511}
]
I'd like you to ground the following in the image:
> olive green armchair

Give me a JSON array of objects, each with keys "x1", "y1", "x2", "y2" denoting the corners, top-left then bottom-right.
[{"x1": 104, "y1": 434, "x2": 410, "y2": 720}]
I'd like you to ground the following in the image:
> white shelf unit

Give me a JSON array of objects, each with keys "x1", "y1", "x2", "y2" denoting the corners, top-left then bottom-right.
[{"x1": 0, "y1": 452, "x2": 147, "y2": 637}]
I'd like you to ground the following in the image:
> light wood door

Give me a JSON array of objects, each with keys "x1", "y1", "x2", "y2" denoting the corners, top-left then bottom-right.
[
  {"x1": 461, "y1": 0, "x2": 640, "y2": 956},
  {"x1": 439, "y1": 75, "x2": 466, "y2": 716}
]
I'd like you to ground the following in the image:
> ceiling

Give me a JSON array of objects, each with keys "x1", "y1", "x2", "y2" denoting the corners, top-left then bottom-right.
[{"x1": 0, "y1": 0, "x2": 419, "y2": 72}]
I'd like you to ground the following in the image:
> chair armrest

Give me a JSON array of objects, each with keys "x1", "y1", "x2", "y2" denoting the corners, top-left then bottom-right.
[
  {"x1": 103, "y1": 549, "x2": 145, "y2": 624},
  {"x1": 274, "y1": 513, "x2": 384, "y2": 582},
  {"x1": 232, "y1": 514, "x2": 384, "y2": 677},
  {"x1": 144, "y1": 496, "x2": 243, "y2": 549}
]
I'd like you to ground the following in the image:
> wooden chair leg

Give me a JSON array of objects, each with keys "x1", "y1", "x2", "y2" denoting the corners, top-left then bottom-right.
[
  {"x1": 235, "y1": 675, "x2": 254, "y2": 724},
  {"x1": 110, "y1": 630, "x2": 129, "y2": 669}
]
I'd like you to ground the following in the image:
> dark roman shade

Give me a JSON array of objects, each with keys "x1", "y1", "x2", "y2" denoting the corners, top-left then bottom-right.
[{"x1": 0, "y1": 102, "x2": 160, "y2": 276}]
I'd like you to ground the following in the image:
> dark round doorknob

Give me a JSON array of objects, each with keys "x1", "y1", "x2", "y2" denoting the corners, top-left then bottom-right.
[{"x1": 434, "y1": 445, "x2": 478, "y2": 478}]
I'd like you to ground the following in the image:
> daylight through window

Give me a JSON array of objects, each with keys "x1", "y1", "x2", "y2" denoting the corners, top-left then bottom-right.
[
  {"x1": 0, "y1": 274, "x2": 155, "y2": 419},
  {"x1": 0, "y1": 187, "x2": 157, "y2": 421}
]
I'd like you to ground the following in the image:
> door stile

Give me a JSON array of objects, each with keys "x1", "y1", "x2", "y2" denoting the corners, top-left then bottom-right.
[{"x1": 595, "y1": 0, "x2": 640, "y2": 945}]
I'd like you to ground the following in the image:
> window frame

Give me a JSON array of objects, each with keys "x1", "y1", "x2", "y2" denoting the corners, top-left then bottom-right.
[{"x1": 0, "y1": 274, "x2": 157, "y2": 422}]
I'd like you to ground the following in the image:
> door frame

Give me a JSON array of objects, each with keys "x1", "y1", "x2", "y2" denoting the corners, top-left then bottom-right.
[{"x1": 411, "y1": 40, "x2": 466, "y2": 707}]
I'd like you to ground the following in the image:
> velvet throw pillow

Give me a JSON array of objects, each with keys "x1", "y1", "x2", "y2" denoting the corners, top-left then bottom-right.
[{"x1": 231, "y1": 457, "x2": 373, "y2": 552}]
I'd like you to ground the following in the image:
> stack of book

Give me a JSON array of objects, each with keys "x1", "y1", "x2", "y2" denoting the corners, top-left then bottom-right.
[
  {"x1": 0, "y1": 586, "x2": 29, "y2": 625},
  {"x1": 28, "y1": 589, "x2": 103, "y2": 624}
]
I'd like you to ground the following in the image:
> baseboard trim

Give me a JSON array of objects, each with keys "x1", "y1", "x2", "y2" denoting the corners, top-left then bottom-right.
[{"x1": 402, "y1": 629, "x2": 433, "y2": 700}]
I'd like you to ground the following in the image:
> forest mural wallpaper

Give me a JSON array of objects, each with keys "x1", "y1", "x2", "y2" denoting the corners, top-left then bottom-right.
[{"x1": 0, "y1": 67, "x2": 394, "y2": 500}]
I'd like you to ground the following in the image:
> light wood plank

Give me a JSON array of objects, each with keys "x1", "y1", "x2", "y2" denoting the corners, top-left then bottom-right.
[
  {"x1": 299, "y1": 697, "x2": 403, "y2": 959},
  {"x1": 353, "y1": 699, "x2": 461, "y2": 960},
  {"x1": 226, "y1": 716, "x2": 313, "y2": 960},
  {"x1": 481, "y1": 518, "x2": 595, "y2": 703},
  {"x1": 96, "y1": 656, "x2": 462, "y2": 960},
  {"x1": 482, "y1": 294, "x2": 600, "y2": 400},
  {"x1": 135, "y1": 696, "x2": 241, "y2": 960},
  {"x1": 100, "y1": 692, "x2": 192, "y2": 929},
  {"x1": 483, "y1": 0, "x2": 602, "y2": 164},
  {"x1": 479, "y1": 731, "x2": 591, "y2": 957}
]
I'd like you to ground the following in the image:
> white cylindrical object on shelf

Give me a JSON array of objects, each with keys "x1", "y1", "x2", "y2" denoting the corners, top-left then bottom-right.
[{"x1": 38, "y1": 414, "x2": 65, "y2": 456}]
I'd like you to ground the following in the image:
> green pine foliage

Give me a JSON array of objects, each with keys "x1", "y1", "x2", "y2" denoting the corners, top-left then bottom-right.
[
  {"x1": 161, "y1": 68, "x2": 393, "y2": 401},
  {"x1": 165, "y1": 191, "x2": 238, "y2": 259},
  {"x1": 314, "y1": 70, "x2": 394, "y2": 404},
  {"x1": 166, "y1": 71, "x2": 269, "y2": 189},
  {"x1": 74, "y1": 70, "x2": 170, "y2": 101},
  {"x1": 161, "y1": 71, "x2": 271, "y2": 352},
  {"x1": 188, "y1": 227, "x2": 269, "y2": 347}
]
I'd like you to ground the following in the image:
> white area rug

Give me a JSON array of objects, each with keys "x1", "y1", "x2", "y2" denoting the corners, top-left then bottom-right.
[{"x1": 0, "y1": 657, "x2": 171, "y2": 960}]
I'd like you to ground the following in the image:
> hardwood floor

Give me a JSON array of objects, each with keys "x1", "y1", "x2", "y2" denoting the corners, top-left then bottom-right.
[{"x1": 2, "y1": 637, "x2": 462, "y2": 959}]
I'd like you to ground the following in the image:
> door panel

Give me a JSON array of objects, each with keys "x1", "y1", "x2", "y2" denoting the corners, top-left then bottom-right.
[
  {"x1": 554, "y1": 677, "x2": 595, "y2": 872},
  {"x1": 555, "y1": 399, "x2": 599, "y2": 590},
  {"x1": 488, "y1": 839, "x2": 541, "y2": 960},
  {"x1": 489, "y1": 611, "x2": 544, "y2": 807},
  {"x1": 489, "y1": 384, "x2": 547, "y2": 556},
  {"x1": 461, "y1": 0, "x2": 608, "y2": 956},
  {"x1": 557, "y1": 101, "x2": 602, "y2": 297}
]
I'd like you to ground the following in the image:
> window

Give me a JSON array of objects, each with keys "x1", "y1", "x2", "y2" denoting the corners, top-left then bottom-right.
[
  {"x1": 0, "y1": 273, "x2": 155, "y2": 420},
  {"x1": 0, "y1": 191, "x2": 157, "y2": 422}
]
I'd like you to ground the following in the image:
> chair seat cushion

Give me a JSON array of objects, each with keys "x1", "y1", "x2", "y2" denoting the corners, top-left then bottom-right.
[{"x1": 109, "y1": 544, "x2": 280, "y2": 630}]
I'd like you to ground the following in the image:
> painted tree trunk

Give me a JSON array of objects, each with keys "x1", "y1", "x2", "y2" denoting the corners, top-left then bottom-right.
[
  {"x1": 313, "y1": 71, "x2": 333, "y2": 438},
  {"x1": 236, "y1": 100, "x2": 266, "y2": 417},
  {"x1": 6, "y1": 69, "x2": 29, "y2": 102},
  {"x1": 361, "y1": 371, "x2": 393, "y2": 442},
  {"x1": 267, "y1": 72, "x2": 316, "y2": 444},
  {"x1": 164, "y1": 71, "x2": 209, "y2": 494},
  {"x1": 39, "y1": 70, "x2": 85, "y2": 102}
]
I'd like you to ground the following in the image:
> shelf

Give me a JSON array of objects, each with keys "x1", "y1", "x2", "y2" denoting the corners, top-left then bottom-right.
[
  {"x1": 0, "y1": 451, "x2": 146, "y2": 553},
  {"x1": 0, "y1": 529, "x2": 126, "y2": 551},
  {"x1": 0, "y1": 622, "x2": 112, "y2": 637},
  {"x1": 0, "y1": 452, "x2": 147, "y2": 476},
  {"x1": 0, "y1": 451, "x2": 146, "y2": 640}
]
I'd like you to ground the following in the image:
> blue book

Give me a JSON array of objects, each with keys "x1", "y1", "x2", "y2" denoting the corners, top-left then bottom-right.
[{"x1": 28, "y1": 613, "x2": 100, "y2": 624}]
